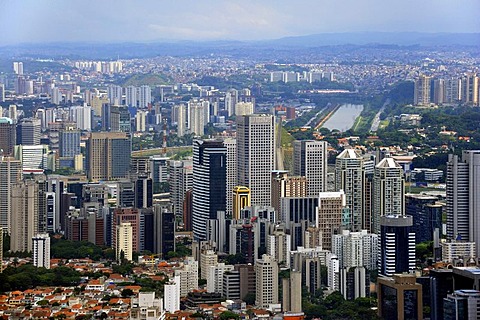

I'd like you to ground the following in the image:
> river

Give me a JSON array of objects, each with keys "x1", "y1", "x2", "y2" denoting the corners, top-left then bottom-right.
[{"x1": 321, "y1": 104, "x2": 364, "y2": 132}]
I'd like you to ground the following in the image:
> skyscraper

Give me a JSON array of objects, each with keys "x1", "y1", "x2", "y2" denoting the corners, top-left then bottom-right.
[
  {"x1": 86, "y1": 132, "x2": 131, "y2": 181},
  {"x1": 116, "y1": 222, "x2": 133, "y2": 261},
  {"x1": 446, "y1": 150, "x2": 480, "y2": 257},
  {"x1": 137, "y1": 85, "x2": 152, "y2": 108},
  {"x1": 233, "y1": 186, "x2": 251, "y2": 220},
  {"x1": 237, "y1": 114, "x2": 275, "y2": 207},
  {"x1": 224, "y1": 138, "x2": 237, "y2": 216},
  {"x1": 0, "y1": 117, "x2": 16, "y2": 156},
  {"x1": 378, "y1": 215, "x2": 416, "y2": 277},
  {"x1": 317, "y1": 191, "x2": 347, "y2": 251},
  {"x1": 414, "y1": 75, "x2": 431, "y2": 106},
  {"x1": 188, "y1": 102, "x2": 206, "y2": 136},
  {"x1": 373, "y1": 157, "x2": 405, "y2": 234},
  {"x1": 270, "y1": 171, "x2": 307, "y2": 214},
  {"x1": 255, "y1": 254, "x2": 279, "y2": 309},
  {"x1": 169, "y1": 160, "x2": 193, "y2": 217},
  {"x1": 59, "y1": 124, "x2": 81, "y2": 158},
  {"x1": 335, "y1": 149, "x2": 365, "y2": 232},
  {"x1": 192, "y1": 139, "x2": 227, "y2": 240},
  {"x1": 16, "y1": 118, "x2": 41, "y2": 145},
  {"x1": 0, "y1": 157, "x2": 22, "y2": 233},
  {"x1": 294, "y1": 140, "x2": 328, "y2": 197}
]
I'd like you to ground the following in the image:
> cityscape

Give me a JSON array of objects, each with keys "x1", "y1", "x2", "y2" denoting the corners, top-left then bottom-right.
[{"x1": 0, "y1": 1, "x2": 480, "y2": 320}]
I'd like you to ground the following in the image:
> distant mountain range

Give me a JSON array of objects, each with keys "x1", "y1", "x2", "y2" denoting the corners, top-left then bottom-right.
[{"x1": 0, "y1": 32, "x2": 478, "y2": 59}]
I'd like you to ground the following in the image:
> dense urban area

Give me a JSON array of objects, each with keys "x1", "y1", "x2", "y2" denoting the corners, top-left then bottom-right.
[{"x1": 0, "y1": 39, "x2": 479, "y2": 320}]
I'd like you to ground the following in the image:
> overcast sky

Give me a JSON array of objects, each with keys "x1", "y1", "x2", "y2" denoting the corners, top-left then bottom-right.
[{"x1": 0, "y1": 0, "x2": 479, "y2": 45}]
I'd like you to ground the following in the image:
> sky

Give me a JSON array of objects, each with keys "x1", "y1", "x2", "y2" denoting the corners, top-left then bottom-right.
[{"x1": 0, "y1": 0, "x2": 479, "y2": 45}]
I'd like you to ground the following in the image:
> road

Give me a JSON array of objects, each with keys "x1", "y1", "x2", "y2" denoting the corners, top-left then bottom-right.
[
  {"x1": 304, "y1": 103, "x2": 330, "y2": 127},
  {"x1": 370, "y1": 98, "x2": 390, "y2": 132}
]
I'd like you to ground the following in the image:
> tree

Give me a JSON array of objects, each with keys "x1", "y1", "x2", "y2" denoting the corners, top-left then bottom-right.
[
  {"x1": 219, "y1": 311, "x2": 239, "y2": 320},
  {"x1": 243, "y1": 293, "x2": 255, "y2": 305},
  {"x1": 121, "y1": 288, "x2": 134, "y2": 297}
]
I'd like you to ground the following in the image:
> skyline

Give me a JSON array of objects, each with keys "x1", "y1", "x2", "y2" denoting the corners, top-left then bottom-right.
[{"x1": 0, "y1": 0, "x2": 479, "y2": 45}]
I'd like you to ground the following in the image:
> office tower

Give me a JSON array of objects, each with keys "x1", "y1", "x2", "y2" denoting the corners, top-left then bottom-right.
[
  {"x1": 316, "y1": 191, "x2": 346, "y2": 251},
  {"x1": 461, "y1": 73, "x2": 479, "y2": 106},
  {"x1": 235, "y1": 102, "x2": 254, "y2": 116},
  {"x1": 33, "y1": 233, "x2": 50, "y2": 269},
  {"x1": 175, "y1": 257, "x2": 198, "y2": 297},
  {"x1": 335, "y1": 149, "x2": 365, "y2": 231},
  {"x1": 107, "y1": 84, "x2": 122, "y2": 105},
  {"x1": 192, "y1": 139, "x2": 227, "y2": 240},
  {"x1": 59, "y1": 124, "x2": 80, "y2": 157},
  {"x1": 201, "y1": 249, "x2": 218, "y2": 280},
  {"x1": 379, "y1": 215, "x2": 416, "y2": 277},
  {"x1": 117, "y1": 180, "x2": 135, "y2": 207},
  {"x1": 135, "y1": 110, "x2": 147, "y2": 132},
  {"x1": 188, "y1": 102, "x2": 206, "y2": 136},
  {"x1": 116, "y1": 222, "x2": 133, "y2": 261},
  {"x1": 153, "y1": 207, "x2": 175, "y2": 257},
  {"x1": 0, "y1": 83, "x2": 5, "y2": 102},
  {"x1": 373, "y1": 158, "x2": 405, "y2": 234},
  {"x1": 14, "y1": 144, "x2": 50, "y2": 172},
  {"x1": 294, "y1": 140, "x2": 328, "y2": 197},
  {"x1": 10, "y1": 178, "x2": 41, "y2": 252},
  {"x1": 446, "y1": 151, "x2": 480, "y2": 257},
  {"x1": 135, "y1": 176, "x2": 153, "y2": 209},
  {"x1": 377, "y1": 274, "x2": 423, "y2": 320},
  {"x1": 86, "y1": 132, "x2": 131, "y2": 181},
  {"x1": 51, "y1": 87, "x2": 61, "y2": 105},
  {"x1": 255, "y1": 254, "x2": 279, "y2": 309},
  {"x1": 126, "y1": 85, "x2": 137, "y2": 107},
  {"x1": 224, "y1": 138, "x2": 237, "y2": 216},
  {"x1": 119, "y1": 106, "x2": 131, "y2": 132},
  {"x1": 169, "y1": 160, "x2": 193, "y2": 217},
  {"x1": 149, "y1": 156, "x2": 169, "y2": 183},
  {"x1": 206, "y1": 263, "x2": 234, "y2": 294},
  {"x1": 113, "y1": 208, "x2": 140, "y2": 253},
  {"x1": 281, "y1": 197, "x2": 318, "y2": 249},
  {"x1": 233, "y1": 186, "x2": 251, "y2": 220},
  {"x1": 0, "y1": 117, "x2": 16, "y2": 156},
  {"x1": 225, "y1": 89, "x2": 238, "y2": 116},
  {"x1": 267, "y1": 223, "x2": 291, "y2": 267},
  {"x1": 172, "y1": 104, "x2": 186, "y2": 137},
  {"x1": 433, "y1": 79, "x2": 445, "y2": 105},
  {"x1": 430, "y1": 269, "x2": 454, "y2": 320},
  {"x1": 17, "y1": 118, "x2": 41, "y2": 145},
  {"x1": 339, "y1": 266, "x2": 368, "y2": 300},
  {"x1": 164, "y1": 275, "x2": 181, "y2": 313},
  {"x1": 271, "y1": 171, "x2": 307, "y2": 214},
  {"x1": 0, "y1": 157, "x2": 22, "y2": 233},
  {"x1": 8, "y1": 105, "x2": 17, "y2": 123},
  {"x1": 138, "y1": 85, "x2": 152, "y2": 108},
  {"x1": 414, "y1": 75, "x2": 431, "y2": 105},
  {"x1": 443, "y1": 290, "x2": 480, "y2": 320},
  {"x1": 237, "y1": 114, "x2": 275, "y2": 207},
  {"x1": 405, "y1": 194, "x2": 442, "y2": 243},
  {"x1": 291, "y1": 247, "x2": 329, "y2": 295}
]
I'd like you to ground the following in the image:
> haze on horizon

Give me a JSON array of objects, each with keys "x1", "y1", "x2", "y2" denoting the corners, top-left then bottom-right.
[{"x1": 0, "y1": 0, "x2": 479, "y2": 45}]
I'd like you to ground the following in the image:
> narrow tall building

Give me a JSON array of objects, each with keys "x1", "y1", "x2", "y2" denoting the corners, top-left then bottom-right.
[
  {"x1": 414, "y1": 75, "x2": 431, "y2": 106},
  {"x1": 373, "y1": 158, "x2": 405, "y2": 234},
  {"x1": 237, "y1": 114, "x2": 275, "y2": 207},
  {"x1": 16, "y1": 118, "x2": 41, "y2": 145},
  {"x1": 0, "y1": 157, "x2": 22, "y2": 233},
  {"x1": 335, "y1": 149, "x2": 365, "y2": 231},
  {"x1": 86, "y1": 132, "x2": 131, "y2": 181},
  {"x1": 255, "y1": 254, "x2": 279, "y2": 309},
  {"x1": 0, "y1": 117, "x2": 16, "y2": 156},
  {"x1": 192, "y1": 139, "x2": 227, "y2": 240},
  {"x1": 446, "y1": 151, "x2": 480, "y2": 257},
  {"x1": 294, "y1": 140, "x2": 328, "y2": 197},
  {"x1": 33, "y1": 233, "x2": 50, "y2": 269}
]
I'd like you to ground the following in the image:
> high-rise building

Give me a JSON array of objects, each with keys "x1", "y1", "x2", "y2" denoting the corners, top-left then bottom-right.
[
  {"x1": 405, "y1": 194, "x2": 443, "y2": 244},
  {"x1": 135, "y1": 110, "x2": 147, "y2": 132},
  {"x1": 255, "y1": 254, "x2": 279, "y2": 309},
  {"x1": 86, "y1": 132, "x2": 131, "y2": 181},
  {"x1": 116, "y1": 222, "x2": 133, "y2": 261},
  {"x1": 188, "y1": 102, "x2": 206, "y2": 136},
  {"x1": 138, "y1": 85, "x2": 152, "y2": 108},
  {"x1": 153, "y1": 206, "x2": 175, "y2": 257},
  {"x1": 378, "y1": 215, "x2": 416, "y2": 277},
  {"x1": 107, "y1": 85, "x2": 123, "y2": 105},
  {"x1": 235, "y1": 102, "x2": 254, "y2": 116},
  {"x1": 317, "y1": 191, "x2": 346, "y2": 251},
  {"x1": 377, "y1": 274, "x2": 423, "y2": 320},
  {"x1": 282, "y1": 271, "x2": 302, "y2": 312},
  {"x1": 373, "y1": 157, "x2": 405, "y2": 234},
  {"x1": 433, "y1": 79, "x2": 445, "y2": 105},
  {"x1": 0, "y1": 83, "x2": 5, "y2": 103},
  {"x1": 445, "y1": 78, "x2": 462, "y2": 103},
  {"x1": 112, "y1": 208, "x2": 140, "y2": 253},
  {"x1": 149, "y1": 156, "x2": 169, "y2": 184},
  {"x1": 335, "y1": 149, "x2": 365, "y2": 231},
  {"x1": 414, "y1": 75, "x2": 431, "y2": 106},
  {"x1": 135, "y1": 176, "x2": 153, "y2": 209},
  {"x1": 461, "y1": 73, "x2": 479, "y2": 106},
  {"x1": 0, "y1": 157, "x2": 22, "y2": 233},
  {"x1": 0, "y1": 117, "x2": 16, "y2": 156},
  {"x1": 271, "y1": 171, "x2": 307, "y2": 214},
  {"x1": 10, "y1": 178, "x2": 41, "y2": 252},
  {"x1": 169, "y1": 160, "x2": 193, "y2": 217},
  {"x1": 172, "y1": 104, "x2": 186, "y2": 137},
  {"x1": 59, "y1": 125, "x2": 81, "y2": 158},
  {"x1": 192, "y1": 139, "x2": 227, "y2": 240},
  {"x1": 446, "y1": 151, "x2": 480, "y2": 257},
  {"x1": 0, "y1": 226, "x2": 2, "y2": 272},
  {"x1": 224, "y1": 138, "x2": 237, "y2": 216},
  {"x1": 443, "y1": 290, "x2": 480, "y2": 320},
  {"x1": 225, "y1": 89, "x2": 238, "y2": 116},
  {"x1": 16, "y1": 118, "x2": 41, "y2": 145},
  {"x1": 237, "y1": 114, "x2": 275, "y2": 207},
  {"x1": 126, "y1": 86, "x2": 137, "y2": 107},
  {"x1": 175, "y1": 257, "x2": 198, "y2": 297},
  {"x1": 70, "y1": 105, "x2": 92, "y2": 131},
  {"x1": 14, "y1": 144, "x2": 50, "y2": 173},
  {"x1": 33, "y1": 233, "x2": 50, "y2": 269},
  {"x1": 164, "y1": 275, "x2": 181, "y2": 313},
  {"x1": 332, "y1": 229, "x2": 378, "y2": 272},
  {"x1": 294, "y1": 140, "x2": 328, "y2": 197},
  {"x1": 233, "y1": 186, "x2": 251, "y2": 220}
]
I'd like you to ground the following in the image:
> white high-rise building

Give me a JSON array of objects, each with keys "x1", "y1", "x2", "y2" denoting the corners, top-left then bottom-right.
[
  {"x1": 173, "y1": 104, "x2": 186, "y2": 137},
  {"x1": 328, "y1": 254, "x2": 340, "y2": 290},
  {"x1": 116, "y1": 222, "x2": 133, "y2": 262},
  {"x1": 235, "y1": 102, "x2": 254, "y2": 116},
  {"x1": 332, "y1": 229, "x2": 378, "y2": 271},
  {"x1": 107, "y1": 85, "x2": 123, "y2": 105},
  {"x1": 294, "y1": 140, "x2": 328, "y2": 197},
  {"x1": 225, "y1": 89, "x2": 238, "y2": 116},
  {"x1": 414, "y1": 75, "x2": 431, "y2": 106},
  {"x1": 206, "y1": 263, "x2": 234, "y2": 293},
  {"x1": 138, "y1": 85, "x2": 152, "y2": 108},
  {"x1": 175, "y1": 257, "x2": 198, "y2": 297},
  {"x1": 164, "y1": 275, "x2": 180, "y2": 313},
  {"x1": 135, "y1": 110, "x2": 147, "y2": 132},
  {"x1": 0, "y1": 157, "x2": 22, "y2": 233},
  {"x1": 237, "y1": 114, "x2": 275, "y2": 207},
  {"x1": 200, "y1": 249, "x2": 218, "y2": 280},
  {"x1": 255, "y1": 254, "x2": 279, "y2": 309},
  {"x1": 188, "y1": 102, "x2": 206, "y2": 136},
  {"x1": 126, "y1": 85, "x2": 137, "y2": 107},
  {"x1": 335, "y1": 149, "x2": 365, "y2": 232},
  {"x1": 0, "y1": 83, "x2": 5, "y2": 103},
  {"x1": 33, "y1": 233, "x2": 50, "y2": 269},
  {"x1": 14, "y1": 145, "x2": 49, "y2": 173},
  {"x1": 373, "y1": 157, "x2": 405, "y2": 234},
  {"x1": 267, "y1": 224, "x2": 291, "y2": 268},
  {"x1": 70, "y1": 105, "x2": 92, "y2": 131}
]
